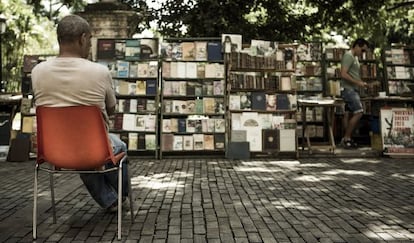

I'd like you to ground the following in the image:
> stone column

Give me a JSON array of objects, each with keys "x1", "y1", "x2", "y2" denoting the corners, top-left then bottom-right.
[{"x1": 77, "y1": 0, "x2": 141, "y2": 60}]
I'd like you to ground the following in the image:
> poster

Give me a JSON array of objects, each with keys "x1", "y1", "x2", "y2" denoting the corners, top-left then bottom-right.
[{"x1": 380, "y1": 107, "x2": 414, "y2": 154}]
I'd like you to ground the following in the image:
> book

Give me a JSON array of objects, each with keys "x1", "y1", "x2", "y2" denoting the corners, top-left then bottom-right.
[
  {"x1": 213, "y1": 80, "x2": 225, "y2": 95},
  {"x1": 177, "y1": 118, "x2": 187, "y2": 133},
  {"x1": 207, "y1": 41, "x2": 223, "y2": 61},
  {"x1": 135, "y1": 80, "x2": 146, "y2": 95},
  {"x1": 251, "y1": 91, "x2": 266, "y2": 110},
  {"x1": 204, "y1": 134, "x2": 215, "y2": 150},
  {"x1": 128, "y1": 133, "x2": 138, "y2": 150},
  {"x1": 231, "y1": 130, "x2": 247, "y2": 142},
  {"x1": 173, "y1": 135, "x2": 183, "y2": 150},
  {"x1": 129, "y1": 62, "x2": 138, "y2": 78},
  {"x1": 146, "y1": 100, "x2": 156, "y2": 112},
  {"x1": 215, "y1": 119, "x2": 226, "y2": 133},
  {"x1": 145, "y1": 134, "x2": 156, "y2": 150},
  {"x1": 266, "y1": 94, "x2": 277, "y2": 111},
  {"x1": 183, "y1": 135, "x2": 194, "y2": 150},
  {"x1": 125, "y1": 39, "x2": 140, "y2": 61},
  {"x1": 214, "y1": 133, "x2": 225, "y2": 149},
  {"x1": 229, "y1": 94, "x2": 241, "y2": 110},
  {"x1": 221, "y1": 34, "x2": 242, "y2": 52},
  {"x1": 116, "y1": 60, "x2": 129, "y2": 78},
  {"x1": 148, "y1": 61, "x2": 158, "y2": 77},
  {"x1": 138, "y1": 133, "x2": 146, "y2": 150},
  {"x1": 278, "y1": 129, "x2": 296, "y2": 151},
  {"x1": 140, "y1": 38, "x2": 158, "y2": 59},
  {"x1": 181, "y1": 42, "x2": 195, "y2": 60},
  {"x1": 137, "y1": 62, "x2": 149, "y2": 77},
  {"x1": 193, "y1": 134, "x2": 204, "y2": 150},
  {"x1": 161, "y1": 133, "x2": 174, "y2": 151},
  {"x1": 146, "y1": 79, "x2": 157, "y2": 95},
  {"x1": 262, "y1": 129, "x2": 279, "y2": 151},
  {"x1": 122, "y1": 114, "x2": 135, "y2": 131},
  {"x1": 186, "y1": 62, "x2": 197, "y2": 78},
  {"x1": 194, "y1": 41, "x2": 207, "y2": 61},
  {"x1": 129, "y1": 99, "x2": 137, "y2": 113},
  {"x1": 276, "y1": 94, "x2": 290, "y2": 110},
  {"x1": 203, "y1": 98, "x2": 215, "y2": 113},
  {"x1": 135, "y1": 115, "x2": 146, "y2": 131},
  {"x1": 145, "y1": 115, "x2": 156, "y2": 131},
  {"x1": 97, "y1": 39, "x2": 115, "y2": 60},
  {"x1": 115, "y1": 39, "x2": 126, "y2": 59}
]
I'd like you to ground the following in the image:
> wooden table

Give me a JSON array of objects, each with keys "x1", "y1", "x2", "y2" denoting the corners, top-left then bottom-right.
[{"x1": 298, "y1": 99, "x2": 343, "y2": 155}]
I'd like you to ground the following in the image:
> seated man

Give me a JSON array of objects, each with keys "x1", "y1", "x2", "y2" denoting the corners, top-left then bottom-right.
[{"x1": 31, "y1": 14, "x2": 128, "y2": 211}]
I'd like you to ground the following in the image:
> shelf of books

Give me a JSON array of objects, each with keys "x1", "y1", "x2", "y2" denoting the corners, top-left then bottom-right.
[
  {"x1": 96, "y1": 38, "x2": 160, "y2": 158},
  {"x1": 159, "y1": 37, "x2": 226, "y2": 158},
  {"x1": 226, "y1": 37, "x2": 298, "y2": 158},
  {"x1": 294, "y1": 42, "x2": 327, "y2": 147},
  {"x1": 383, "y1": 45, "x2": 414, "y2": 96}
]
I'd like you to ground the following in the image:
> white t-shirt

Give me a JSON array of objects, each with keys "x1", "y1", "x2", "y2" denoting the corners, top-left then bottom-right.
[{"x1": 31, "y1": 57, "x2": 116, "y2": 126}]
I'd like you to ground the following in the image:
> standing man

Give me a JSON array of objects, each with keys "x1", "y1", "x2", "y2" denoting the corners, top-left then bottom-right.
[
  {"x1": 340, "y1": 38, "x2": 369, "y2": 149},
  {"x1": 31, "y1": 14, "x2": 128, "y2": 211}
]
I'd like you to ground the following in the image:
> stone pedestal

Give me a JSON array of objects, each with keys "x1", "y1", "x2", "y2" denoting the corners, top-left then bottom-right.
[{"x1": 77, "y1": 0, "x2": 141, "y2": 60}]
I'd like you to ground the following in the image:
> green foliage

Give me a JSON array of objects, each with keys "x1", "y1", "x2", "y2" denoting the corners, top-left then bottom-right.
[{"x1": 1, "y1": 0, "x2": 414, "y2": 94}]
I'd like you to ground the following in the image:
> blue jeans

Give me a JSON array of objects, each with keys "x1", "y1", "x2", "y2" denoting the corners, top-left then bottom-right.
[
  {"x1": 79, "y1": 133, "x2": 129, "y2": 208},
  {"x1": 341, "y1": 88, "x2": 363, "y2": 114}
]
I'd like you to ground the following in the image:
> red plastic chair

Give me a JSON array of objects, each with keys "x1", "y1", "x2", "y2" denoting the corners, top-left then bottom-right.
[{"x1": 32, "y1": 106, "x2": 134, "y2": 240}]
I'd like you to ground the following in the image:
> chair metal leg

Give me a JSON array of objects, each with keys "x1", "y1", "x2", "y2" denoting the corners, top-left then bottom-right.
[
  {"x1": 33, "y1": 165, "x2": 38, "y2": 240},
  {"x1": 117, "y1": 164, "x2": 122, "y2": 240},
  {"x1": 49, "y1": 172, "x2": 56, "y2": 224},
  {"x1": 128, "y1": 164, "x2": 134, "y2": 222}
]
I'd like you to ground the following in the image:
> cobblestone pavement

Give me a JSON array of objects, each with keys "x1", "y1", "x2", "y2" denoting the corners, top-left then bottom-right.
[{"x1": 0, "y1": 157, "x2": 413, "y2": 242}]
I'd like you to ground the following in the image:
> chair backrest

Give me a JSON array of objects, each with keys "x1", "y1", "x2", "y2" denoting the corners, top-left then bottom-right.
[{"x1": 36, "y1": 106, "x2": 115, "y2": 170}]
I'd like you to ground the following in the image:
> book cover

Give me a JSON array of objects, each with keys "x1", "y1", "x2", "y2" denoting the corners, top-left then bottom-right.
[
  {"x1": 213, "y1": 80, "x2": 225, "y2": 96},
  {"x1": 97, "y1": 39, "x2": 115, "y2": 60},
  {"x1": 129, "y1": 62, "x2": 138, "y2": 78},
  {"x1": 214, "y1": 133, "x2": 225, "y2": 149},
  {"x1": 381, "y1": 108, "x2": 414, "y2": 154},
  {"x1": 240, "y1": 92, "x2": 251, "y2": 110},
  {"x1": 278, "y1": 129, "x2": 296, "y2": 151},
  {"x1": 173, "y1": 135, "x2": 183, "y2": 151},
  {"x1": 183, "y1": 136, "x2": 194, "y2": 150},
  {"x1": 146, "y1": 79, "x2": 157, "y2": 95},
  {"x1": 138, "y1": 133, "x2": 146, "y2": 150},
  {"x1": 161, "y1": 133, "x2": 174, "y2": 151},
  {"x1": 186, "y1": 119, "x2": 196, "y2": 133},
  {"x1": 193, "y1": 134, "x2": 204, "y2": 150},
  {"x1": 134, "y1": 115, "x2": 146, "y2": 131},
  {"x1": 115, "y1": 39, "x2": 126, "y2": 59},
  {"x1": 178, "y1": 118, "x2": 187, "y2": 133},
  {"x1": 113, "y1": 113, "x2": 123, "y2": 130},
  {"x1": 195, "y1": 99, "x2": 204, "y2": 114},
  {"x1": 262, "y1": 129, "x2": 279, "y2": 151},
  {"x1": 176, "y1": 61, "x2": 187, "y2": 78},
  {"x1": 122, "y1": 114, "x2": 135, "y2": 131},
  {"x1": 146, "y1": 99, "x2": 156, "y2": 112},
  {"x1": 276, "y1": 94, "x2": 290, "y2": 110},
  {"x1": 266, "y1": 94, "x2": 277, "y2": 111},
  {"x1": 162, "y1": 119, "x2": 172, "y2": 133},
  {"x1": 229, "y1": 94, "x2": 241, "y2": 110},
  {"x1": 204, "y1": 134, "x2": 215, "y2": 150},
  {"x1": 145, "y1": 134, "x2": 156, "y2": 150},
  {"x1": 215, "y1": 98, "x2": 225, "y2": 114},
  {"x1": 116, "y1": 60, "x2": 129, "y2": 78},
  {"x1": 194, "y1": 41, "x2": 207, "y2": 61},
  {"x1": 135, "y1": 80, "x2": 146, "y2": 95},
  {"x1": 137, "y1": 62, "x2": 149, "y2": 77},
  {"x1": 221, "y1": 34, "x2": 242, "y2": 52},
  {"x1": 162, "y1": 62, "x2": 171, "y2": 78},
  {"x1": 129, "y1": 99, "x2": 137, "y2": 113},
  {"x1": 203, "y1": 98, "x2": 215, "y2": 114},
  {"x1": 181, "y1": 42, "x2": 195, "y2": 60},
  {"x1": 186, "y1": 62, "x2": 198, "y2": 78},
  {"x1": 215, "y1": 119, "x2": 226, "y2": 133},
  {"x1": 207, "y1": 119, "x2": 216, "y2": 133},
  {"x1": 197, "y1": 63, "x2": 206, "y2": 78},
  {"x1": 137, "y1": 98, "x2": 146, "y2": 112},
  {"x1": 207, "y1": 41, "x2": 223, "y2": 61},
  {"x1": 231, "y1": 130, "x2": 247, "y2": 142},
  {"x1": 140, "y1": 38, "x2": 158, "y2": 59},
  {"x1": 187, "y1": 100, "x2": 196, "y2": 114},
  {"x1": 125, "y1": 39, "x2": 140, "y2": 61},
  {"x1": 145, "y1": 115, "x2": 156, "y2": 132},
  {"x1": 251, "y1": 91, "x2": 266, "y2": 110},
  {"x1": 148, "y1": 61, "x2": 158, "y2": 77},
  {"x1": 128, "y1": 133, "x2": 138, "y2": 150}
]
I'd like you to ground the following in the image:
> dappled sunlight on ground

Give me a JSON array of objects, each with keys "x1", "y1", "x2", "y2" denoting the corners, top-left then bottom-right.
[
  {"x1": 322, "y1": 169, "x2": 374, "y2": 176},
  {"x1": 339, "y1": 158, "x2": 382, "y2": 164}
]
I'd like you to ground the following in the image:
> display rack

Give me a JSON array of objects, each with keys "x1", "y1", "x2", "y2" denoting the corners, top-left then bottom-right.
[
  {"x1": 96, "y1": 38, "x2": 160, "y2": 158},
  {"x1": 159, "y1": 37, "x2": 226, "y2": 158},
  {"x1": 226, "y1": 40, "x2": 298, "y2": 158}
]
